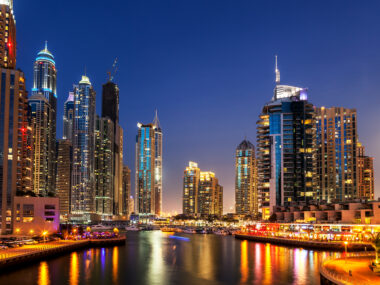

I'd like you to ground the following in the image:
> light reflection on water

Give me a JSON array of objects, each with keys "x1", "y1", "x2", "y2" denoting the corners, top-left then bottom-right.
[{"x1": 0, "y1": 232, "x2": 340, "y2": 285}]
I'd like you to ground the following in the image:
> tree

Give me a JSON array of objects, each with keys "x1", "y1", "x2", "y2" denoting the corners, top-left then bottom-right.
[{"x1": 370, "y1": 232, "x2": 380, "y2": 266}]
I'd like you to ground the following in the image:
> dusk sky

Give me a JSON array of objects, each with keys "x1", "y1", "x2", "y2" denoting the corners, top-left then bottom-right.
[{"x1": 15, "y1": 0, "x2": 380, "y2": 213}]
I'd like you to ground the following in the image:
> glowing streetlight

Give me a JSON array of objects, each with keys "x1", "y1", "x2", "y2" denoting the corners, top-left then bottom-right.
[
  {"x1": 42, "y1": 231, "x2": 48, "y2": 243},
  {"x1": 29, "y1": 229, "x2": 34, "y2": 235},
  {"x1": 15, "y1": 228, "x2": 20, "y2": 234},
  {"x1": 344, "y1": 241, "x2": 348, "y2": 263}
]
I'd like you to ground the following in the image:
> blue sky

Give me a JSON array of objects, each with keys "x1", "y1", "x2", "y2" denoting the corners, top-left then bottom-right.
[{"x1": 15, "y1": 0, "x2": 380, "y2": 212}]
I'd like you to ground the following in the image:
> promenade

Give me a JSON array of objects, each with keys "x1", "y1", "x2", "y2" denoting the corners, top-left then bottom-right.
[{"x1": 320, "y1": 254, "x2": 380, "y2": 285}]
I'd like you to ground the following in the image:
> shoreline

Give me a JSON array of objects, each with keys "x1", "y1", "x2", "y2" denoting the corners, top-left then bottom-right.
[
  {"x1": 235, "y1": 234, "x2": 372, "y2": 251},
  {"x1": 0, "y1": 237, "x2": 126, "y2": 271}
]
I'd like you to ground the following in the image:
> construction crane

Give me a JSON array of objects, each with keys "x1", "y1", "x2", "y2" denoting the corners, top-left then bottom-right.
[{"x1": 107, "y1": 58, "x2": 118, "y2": 82}]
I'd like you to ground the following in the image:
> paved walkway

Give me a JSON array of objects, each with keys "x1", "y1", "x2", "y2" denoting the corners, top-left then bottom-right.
[
  {"x1": 0, "y1": 240, "x2": 84, "y2": 261},
  {"x1": 322, "y1": 255, "x2": 380, "y2": 285}
]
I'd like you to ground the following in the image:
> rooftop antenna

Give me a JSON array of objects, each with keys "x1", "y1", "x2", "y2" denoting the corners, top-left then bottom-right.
[
  {"x1": 45, "y1": 40, "x2": 48, "y2": 50},
  {"x1": 275, "y1": 55, "x2": 280, "y2": 85},
  {"x1": 107, "y1": 58, "x2": 118, "y2": 82}
]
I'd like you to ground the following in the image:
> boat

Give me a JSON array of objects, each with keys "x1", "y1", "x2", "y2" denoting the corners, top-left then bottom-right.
[
  {"x1": 183, "y1": 228, "x2": 196, "y2": 234},
  {"x1": 214, "y1": 229, "x2": 228, "y2": 236},
  {"x1": 125, "y1": 226, "x2": 140, "y2": 231},
  {"x1": 161, "y1": 227, "x2": 177, "y2": 233},
  {"x1": 92, "y1": 224, "x2": 113, "y2": 231}
]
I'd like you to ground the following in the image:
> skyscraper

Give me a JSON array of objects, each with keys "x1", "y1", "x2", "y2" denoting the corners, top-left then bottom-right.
[
  {"x1": 235, "y1": 139, "x2": 258, "y2": 216},
  {"x1": 0, "y1": 1, "x2": 16, "y2": 69},
  {"x1": 122, "y1": 165, "x2": 131, "y2": 217},
  {"x1": 183, "y1": 162, "x2": 200, "y2": 215},
  {"x1": 198, "y1": 171, "x2": 223, "y2": 216},
  {"x1": 95, "y1": 116, "x2": 114, "y2": 220},
  {"x1": 63, "y1": 91, "x2": 74, "y2": 141},
  {"x1": 56, "y1": 139, "x2": 71, "y2": 221},
  {"x1": 256, "y1": 58, "x2": 316, "y2": 219},
  {"x1": 315, "y1": 107, "x2": 358, "y2": 202},
  {"x1": 29, "y1": 43, "x2": 57, "y2": 196},
  {"x1": 153, "y1": 110, "x2": 162, "y2": 216},
  {"x1": 357, "y1": 142, "x2": 374, "y2": 200},
  {"x1": 135, "y1": 123, "x2": 156, "y2": 215},
  {"x1": 0, "y1": 1, "x2": 31, "y2": 234},
  {"x1": 101, "y1": 80, "x2": 124, "y2": 216},
  {"x1": 71, "y1": 75, "x2": 96, "y2": 223}
]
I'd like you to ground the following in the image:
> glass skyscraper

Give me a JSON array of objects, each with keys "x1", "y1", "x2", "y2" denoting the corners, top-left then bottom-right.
[
  {"x1": 63, "y1": 91, "x2": 74, "y2": 141},
  {"x1": 29, "y1": 43, "x2": 57, "y2": 196},
  {"x1": 183, "y1": 162, "x2": 200, "y2": 215},
  {"x1": 153, "y1": 110, "x2": 162, "y2": 216},
  {"x1": 235, "y1": 139, "x2": 258, "y2": 216},
  {"x1": 257, "y1": 59, "x2": 316, "y2": 219},
  {"x1": 71, "y1": 75, "x2": 96, "y2": 223}
]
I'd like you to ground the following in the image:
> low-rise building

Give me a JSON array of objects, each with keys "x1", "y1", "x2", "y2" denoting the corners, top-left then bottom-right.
[
  {"x1": 13, "y1": 196, "x2": 60, "y2": 235},
  {"x1": 273, "y1": 200, "x2": 380, "y2": 224}
]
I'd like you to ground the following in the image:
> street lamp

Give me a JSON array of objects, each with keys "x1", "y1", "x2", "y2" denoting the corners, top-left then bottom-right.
[
  {"x1": 42, "y1": 231, "x2": 48, "y2": 243},
  {"x1": 15, "y1": 228, "x2": 20, "y2": 235},
  {"x1": 344, "y1": 241, "x2": 348, "y2": 263},
  {"x1": 29, "y1": 229, "x2": 34, "y2": 235}
]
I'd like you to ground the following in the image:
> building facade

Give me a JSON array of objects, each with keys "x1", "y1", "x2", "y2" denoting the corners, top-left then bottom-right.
[
  {"x1": 29, "y1": 43, "x2": 57, "y2": 196},
  {"x1": 55, "y1": 139, "x2": 71, "y2": 221},
  {"x1": 235, "y1": 139, "x2": 258, "y2": 216},
  {"x1": 198, "y1": 171, "x2": 223, "y2": 216},
  {"x1": 357, "y1": 142, "x2": 374, "y2": 200},
  {"x1": 153, "y1": 110, "x2": 162, "y2": 216},
  {"x1": 94, "y1": 116, "x2": 114, "y2": 220},
  {"x1": 183, "y1": 162, "x2": 200, "y2": 215},
  {"x1": 122, "y1": 165, "x2": 131, "y2": 217},
  {"x1": 257, "y1": 59, "x2": 316, "y2": 220},
  {"x1": 71, "y1": 75, "x2": 96, "y2": 223},
  {"x1": 135, "y1": 123, "x2": 156, "y2": 215},
  {"x1": 63, "y1": 91, "x2": 74, "y2": 141},
  {"x1": 0, "y1": 1, "x2": 16, "y2": 69},
  {"x1": 315, "y1": 107, "x2": 358, "y2": 202}
]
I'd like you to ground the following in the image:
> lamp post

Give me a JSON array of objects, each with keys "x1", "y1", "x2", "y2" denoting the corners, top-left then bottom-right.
[
  {"x1": 42, "y1": 231, "x2": 48, "y2": 243},
  {"x1": 344, "y1": 241, "x2": 348, "y2": 263}
]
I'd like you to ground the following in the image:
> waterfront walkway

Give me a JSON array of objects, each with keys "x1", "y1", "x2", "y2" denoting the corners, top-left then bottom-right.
[{"x1": 320, "y1": 254, "x2": 380, "y2": 285}]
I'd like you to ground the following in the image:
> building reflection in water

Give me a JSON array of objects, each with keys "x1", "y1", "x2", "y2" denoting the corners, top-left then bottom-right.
[
  {"x1": 240, "y1": 240, "x2": 248, "y2": 283},
  {"x1": 112, "y1": 246, "x2": 119, "y2": 284},
  {"x1": 38, "y1": 261, "x2": 50, "y2": 285},
  {"x1": 148, "y1": 231, "x2": 166, "y2": 284},
  {"x1": 70, "y1": 252, "x2": 79, "y2": 285}
]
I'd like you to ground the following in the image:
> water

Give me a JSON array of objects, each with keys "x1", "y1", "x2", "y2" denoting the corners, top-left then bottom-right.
[{"x1": 0, "y1": 231, "x2": 341, "y2": 285}]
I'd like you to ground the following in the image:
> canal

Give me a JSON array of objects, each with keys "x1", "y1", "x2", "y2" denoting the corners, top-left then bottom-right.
[{"x1": 0, "y1": 231, "x2": 341, "y2": 285}]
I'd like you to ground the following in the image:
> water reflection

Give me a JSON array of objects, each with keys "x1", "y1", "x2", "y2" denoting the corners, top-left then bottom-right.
[
  {"x1": 113, "y1": 246, "x2": 119, "y2": 284},
  {"x1": 240, "y1": 240, "x2": 248, "y2": 283},
  {"x1": 148, "y1": 231, "x2": 166, "y2": 284},
  {"x1": 38, "y1": 261, "x2": 50, "y2": 285},
  {"x1": 70, "y1": 252, "x2": 79, "y2": 285}
]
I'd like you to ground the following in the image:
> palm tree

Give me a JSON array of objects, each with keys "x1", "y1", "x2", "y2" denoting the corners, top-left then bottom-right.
[{"x1": 369, "y1": 232, "x2": 380, "y2": 267}]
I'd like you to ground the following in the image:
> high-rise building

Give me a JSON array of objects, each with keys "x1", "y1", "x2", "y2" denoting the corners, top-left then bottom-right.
[
  {"x1": 63, "y1": 91, "x2": 74, "y2": 141},
  {"x1": 135, "y1": 123, "x2": 156, "y2": 215},
  {"x1": 71, "y1": 75, "x2": 96, "y2": 223},
  {"x1": 256, "y1": 58, "x2": 316, "y2": 219},
  {"x1": 129, "y1": 196, "x2": 134, "y2": 216},
  {"x1": 29, "y1": 43, "x2": 57, "y2": 196},
  {"x1": 153, "y1": 110, "x2": 162, "y2": 216},
  {"x1": 122, "y1": 165, "x2": 131, "y2": 217},
  {"x1": 198, "y1": 171, "x2": 223, "y2": 216},
  {"x1": 357, "y1": 142, "x2": 374, "y2": 200},
  {"x1": 94, "y1": 116, "x2": 114, "y2": 220},
  {"x1": 0, "y1": 1, "x2": 16, "y2": 69},
  {"x1": 56, "y1": 139, "x2": 71, "y2": 221},
  {"x1": 183, "y1": 162, "x2": 200, "y2": 215},
  {"x1": 0, "y1": 1, "x2": 31, "y2": 234},
  {"x1": 101, "y1": 81, "x2": 124, "y2": 217},
  {"x1": 315, "y1": 107, "x2": 358, "y2": 202},
  {"x1": 235, "y1": 139, "x2": 258, "y2": 216}
]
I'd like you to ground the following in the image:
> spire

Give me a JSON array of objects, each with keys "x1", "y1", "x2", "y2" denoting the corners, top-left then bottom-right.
[
  {"x1": 153, "y1": 109, "x2": 161, "y2": 130},
  {"x1": 275, "y1": 55, "x2": 280, "y2": 85},
  {"x1": 45, "y1": 40, "x2": 48, "y2": 51}
]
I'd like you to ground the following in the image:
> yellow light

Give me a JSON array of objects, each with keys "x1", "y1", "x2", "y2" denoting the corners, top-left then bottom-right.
[
  {"x1": 344, "y1": 241, "x2": 348, "y2": 245},
  {"x1": 30, "y1": 229, "x2": 34, "y2": 234},
  {"x1": 42, "y1": 231, "x2": 48, "y2": 236},
  {"x1": 15, "y1": 228, "x2": 20, "y2": 233}
]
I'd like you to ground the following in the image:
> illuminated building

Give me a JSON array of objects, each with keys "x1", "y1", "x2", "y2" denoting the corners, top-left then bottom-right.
[
  {"x1": 135, "y1": 123, "x2": 156, "y2": 214},
  {"x1": 71, "y1": 75, "x2": 96, "y2": 223},
  {"x1": 0, "y1": 1, "x2": 16, "y2": 69},
  {"x1": 357, "y1": 142, "x2": 374, "y2": 200},
  {"x1": 122, "y1": 165, "x2": 131, "y2": 217},
  {"x1": 101, "y1": 81, "x2": 124, "y2": 216},
  {"x1": 315, "y1": 107, "x2": 358, "y2": 202},
  {"x1": 198, "y1": 171, "x2": 223, "y2": 216},
  {"x1": 55, "y1": 139, "x2": 71, "y2": 221},
  {"x1": 0, "y1": 1, "x2": 31, "y2": 234},
  {"x1": 129, "y1": 196, "x2": 134, "y2": 215},
  {"x1": 235, "y1": 139, "x2": 258, "y2": 216},
  {"x1": 153, "y1": 110, "x2": 162, "y2": 216},
  {"x1": 29, "y1": 43, "x2": 57, "y2": 196},
  {"x1": 183, "y1": 161, "x2": 200, "y2": 215},
  {"x1": 256, "y1": 57, "x2": 316, "y2": 220},
  {"x1": 63, "y1": 91, "x2": 74, "y2": 141},
  {"x1": 13, "y1": 196, "x2": 59, "y2": 235},
  {"x1": 95, "y1": 116, "x2": 114, "y2": 220}
]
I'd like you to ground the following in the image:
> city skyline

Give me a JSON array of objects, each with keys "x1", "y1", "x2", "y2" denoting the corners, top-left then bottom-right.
[{"x1": 14, "y1": 0, "x2": 380, "y2": 213}]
